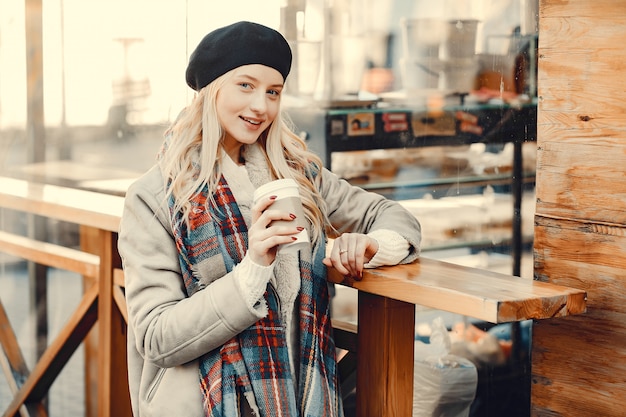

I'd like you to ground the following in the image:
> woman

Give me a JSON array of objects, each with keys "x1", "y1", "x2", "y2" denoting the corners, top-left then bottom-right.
[{"x1": 118, "y1": 21, "x2": 421, "y2": 417}]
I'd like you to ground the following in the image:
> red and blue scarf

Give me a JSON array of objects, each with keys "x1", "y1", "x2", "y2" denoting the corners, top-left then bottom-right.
[{"x1": 169, "y1": 175, "x2": 342, "y2": 417}]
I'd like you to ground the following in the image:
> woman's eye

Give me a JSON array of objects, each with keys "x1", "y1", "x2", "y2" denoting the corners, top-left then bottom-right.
[
  {"x1": 240, "y1": 82, "x2": 251, "y2": 89},
  {"x1": 268, "y1": 89, "x2": 280, "y2": 96}
]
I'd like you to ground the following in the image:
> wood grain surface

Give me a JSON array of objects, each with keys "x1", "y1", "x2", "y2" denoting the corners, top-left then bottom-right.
[
  {"x1": 0, "y1": 176, "x2": 124, "y2": 232},
  {"x1": 533, "y1": 1, "x2": 626, "y2": 415},
  {"x1": 328, "y1": 256, "x2": 586, "y2": 324}
]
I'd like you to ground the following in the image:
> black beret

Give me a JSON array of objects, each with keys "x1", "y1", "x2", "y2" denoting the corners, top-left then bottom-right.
[{"x1": 185, "y1": 21, "x2": 292, "y2": 91}]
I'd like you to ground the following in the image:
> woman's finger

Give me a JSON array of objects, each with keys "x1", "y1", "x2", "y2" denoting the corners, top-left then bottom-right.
[{"x1": 251, "y1": 195, "x2": 276, "y2": 223}]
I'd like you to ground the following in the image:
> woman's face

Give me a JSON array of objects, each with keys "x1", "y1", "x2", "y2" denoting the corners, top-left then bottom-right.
[{"x1": 216, "y1": 64, "x2": 284, "y2": 159}]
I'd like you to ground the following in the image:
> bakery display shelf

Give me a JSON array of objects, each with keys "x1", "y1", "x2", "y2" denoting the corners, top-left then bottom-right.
[
  {"x1": 399, "y1": 190, "x2": 535, "y2": 253},
  {"x1": 348, "y1": 171, "x2": 535, "y2": 194},
  {"x1": 420, "y1": 235, "x2": 533, "y2": 253},
  {"x1": 286, "y1": 101, "x2": 536, "y2": 278}
]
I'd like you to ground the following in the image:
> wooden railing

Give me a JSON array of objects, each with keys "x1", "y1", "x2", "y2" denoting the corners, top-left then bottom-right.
[
  {"x1": 0, "y1": 176, "x2": 587, "y2": 417},
  {"x1": 0, "y1": 177, "x2": 127, "y2": 417}
]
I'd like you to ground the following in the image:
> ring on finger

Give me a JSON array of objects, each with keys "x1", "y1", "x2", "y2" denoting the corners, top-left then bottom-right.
[{"x1": 339, "y1": 249, "x2": 348, "y2": 255}]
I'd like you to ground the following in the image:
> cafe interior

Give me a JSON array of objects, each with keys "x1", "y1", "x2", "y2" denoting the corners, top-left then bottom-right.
[{"x1": 0, "y1": 1, "x2": 554, "y2": 416}]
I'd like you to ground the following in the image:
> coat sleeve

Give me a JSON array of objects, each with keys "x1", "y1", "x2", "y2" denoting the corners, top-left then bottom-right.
[
  {"x1": 118, "y1": 166, "x2": 265, "y2": 368},
  {"x1": 318, "y1": 167, "x2": 422, "y2": 264}
]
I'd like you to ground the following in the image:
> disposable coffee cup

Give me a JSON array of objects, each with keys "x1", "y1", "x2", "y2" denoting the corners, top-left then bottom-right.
[{"x1": 253, "y1": 179, "x2": 309, "y2": 252}]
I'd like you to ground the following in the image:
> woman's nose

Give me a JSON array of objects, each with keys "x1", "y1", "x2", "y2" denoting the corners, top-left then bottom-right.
[{"x1": 249, "y1": 91, "x2": 267, "y2": 113}]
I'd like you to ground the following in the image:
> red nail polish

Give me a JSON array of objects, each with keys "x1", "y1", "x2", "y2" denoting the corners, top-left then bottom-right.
[
  {"x1": 269, "y1": 195, "x2": 277, "y2": 200},
  {"x1": 289, "y1": 213, "x2": 296, "y2": 219},
  {"x1": 291, "y1": 236, "x2": 298, "y2": 241},
  {"x1": 297, "y1": 226, "x2": 304, "y2": 231}
]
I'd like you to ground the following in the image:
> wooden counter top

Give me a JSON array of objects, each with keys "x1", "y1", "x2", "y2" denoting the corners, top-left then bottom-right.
[
  {"x1": 328, "y1": 257, "x2": 586, "y2": 323},
  {"x1": 0, "y1": 176, "x2": 124, "y2": 232}
]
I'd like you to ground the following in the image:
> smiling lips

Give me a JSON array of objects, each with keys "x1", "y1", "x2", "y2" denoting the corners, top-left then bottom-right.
[{"x1": 241, "y1": 116, "x2": 262, "y2": 126}]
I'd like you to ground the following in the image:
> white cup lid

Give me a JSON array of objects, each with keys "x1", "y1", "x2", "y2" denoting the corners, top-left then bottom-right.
[{"x1": 253, "y1": 178, "x2": 299, "y2": 201}]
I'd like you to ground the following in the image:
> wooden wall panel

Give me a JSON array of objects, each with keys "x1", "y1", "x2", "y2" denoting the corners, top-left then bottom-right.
[
  {"x1": 536, "y1": 0, "x2": 626, "y2": 226},
  {"x1": 534, "y1": 216, "x2": 626, "y2": 317},
  {"x1": 533, "y1": 217, "x2": 626, "y2": 416},
  {"x1": 532, "y1": 315, "x2": 626, "y2": 417},
  {"x1": 536, "y1": 141, "x2": 626, "y2": 225},
  {"x1": 533, "y1": 0, "x2": 626, "y2": 415}
]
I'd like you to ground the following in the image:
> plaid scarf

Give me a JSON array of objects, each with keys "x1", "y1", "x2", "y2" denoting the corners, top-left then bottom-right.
[{"x1": 169, "y1": 175, "x2": 343, "y2": 417}]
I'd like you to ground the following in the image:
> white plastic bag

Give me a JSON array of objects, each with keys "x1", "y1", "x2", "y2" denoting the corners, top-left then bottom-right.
[{"x1": 413, "y1": 317, "x2": 478, "y2": 417}]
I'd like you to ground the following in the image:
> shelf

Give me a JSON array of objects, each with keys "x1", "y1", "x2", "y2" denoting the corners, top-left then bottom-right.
[
  {"x1": 420, "y1": 236, "x2": 533, "y2": 253},
  {"x1": 348, "y1": 171, "x2": 536, "y2": 193},
  {"x1": 398, "y1": 191, "x2": 536, "y2": 253}
]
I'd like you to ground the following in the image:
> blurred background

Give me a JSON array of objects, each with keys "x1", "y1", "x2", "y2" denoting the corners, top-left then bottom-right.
[{"x1": 0, "y1": 0, "x2": 534, "y2": 131}]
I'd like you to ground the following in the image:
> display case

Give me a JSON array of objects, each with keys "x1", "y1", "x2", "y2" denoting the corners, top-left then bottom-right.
[{"x1": 286, "y1": 98, "x2": 537, "y2": 275}]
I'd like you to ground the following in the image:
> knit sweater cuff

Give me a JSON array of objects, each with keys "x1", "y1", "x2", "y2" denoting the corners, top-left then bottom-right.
[
  {"x1": 365, "y1": 229, "x2": 410, "y2": 268},
  {"x1": 234, "y1": 256, "x2": 275, "y2": 310}
]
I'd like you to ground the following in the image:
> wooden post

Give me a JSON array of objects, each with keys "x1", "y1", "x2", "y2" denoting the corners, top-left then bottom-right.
[
  {"x1": 25, "y1": 0, "x2": 46, "y2": 164},
  {"x1": 96, "y1": 229, "x2": 131, "y2": 417},
  {"x1": 356, "y1": 292, "x2": 415, "y2": 417},
  {"x1": 24, "y1": 0, "x2": 48, "y2": 387},
  {"x1": 81, "y1": 226, "x2": 99, "y2": 417}
]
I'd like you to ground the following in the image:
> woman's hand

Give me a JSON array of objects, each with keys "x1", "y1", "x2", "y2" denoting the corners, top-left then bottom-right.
[
  {"x1": 323, "y1": 233, "x2": 379, "y2": 280},
  {"x1": 247, "y1": 195, "x2": 303, "y2": 266}
]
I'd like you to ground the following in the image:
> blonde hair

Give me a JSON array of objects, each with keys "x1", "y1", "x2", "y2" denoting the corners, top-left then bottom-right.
[{"x1": 160, "y1": 70, "x2": 328, "y2": 244}]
